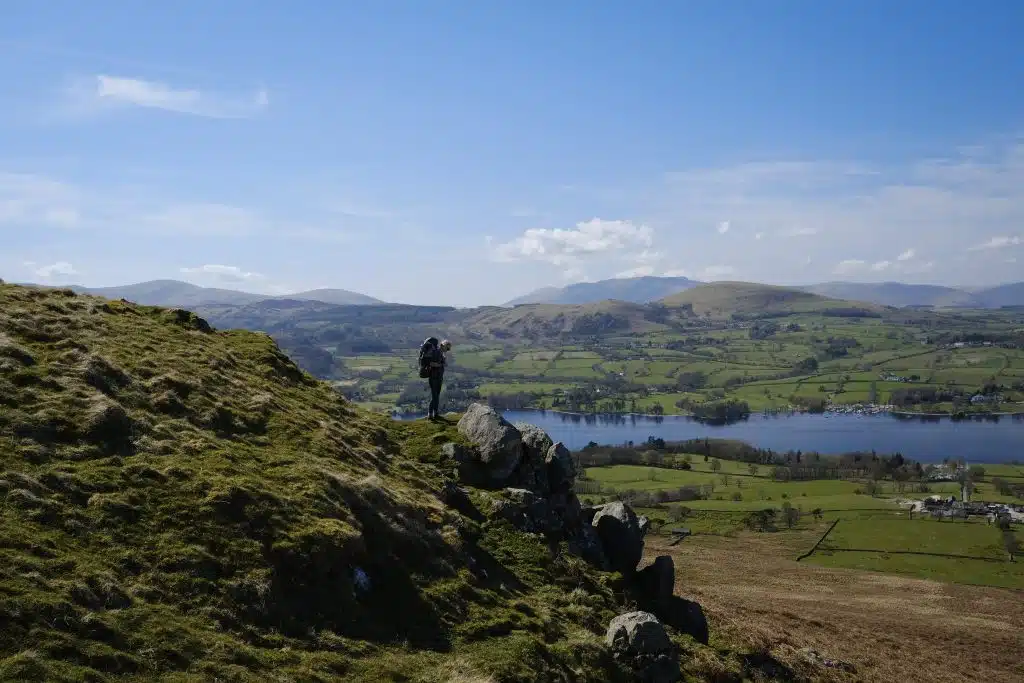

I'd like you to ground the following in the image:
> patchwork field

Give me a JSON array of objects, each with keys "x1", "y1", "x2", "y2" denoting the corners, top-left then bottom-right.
[{"x1": 585, "y1": 462, "x2": 1024, "y2": 593}]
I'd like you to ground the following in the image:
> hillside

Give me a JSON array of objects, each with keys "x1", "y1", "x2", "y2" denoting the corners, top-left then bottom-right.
[
  {"x1": 56, "y1": 280, "x2": 385, "y2": 308},
  {"x1": 4, "y1": 282, "x2": 805, "y2": 681},
  {"x1": 801, "y1": 282, "x2": 981, "y2": 308},
  {"x1": 462, "y1": 300, "x2": 666, "y2": 338},
  {"x1": 659, "y1": 281, "x2": 887, "y2": 318},
  {"x1": 504, "y1": 276, "x2": 701, "y2": 306},
  {"x1": 283, "y1": 288, "x2": 384, "y2": 306},
  {"x1": 973, "y1": 282, "x2": 1024, "y2": 308},
  {"x1": 67, "y1": 280, "x2": 267, "y2": 307}
]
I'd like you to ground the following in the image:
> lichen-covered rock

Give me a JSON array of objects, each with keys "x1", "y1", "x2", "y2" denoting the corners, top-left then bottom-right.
[
  {"x1": 606, "y1": 611, "x2": 679, "y2": 683},
  {"x1": 515, "y1": 422, "x2": 553, "y2": 456},
  {"x1": 491, "y1": 488, "x2": 552, "y2": 533},
  {"x1": 592, "y1": 501, "x2": 645, "y2": 575},
  {"x1": 546, "y1": 442, "x2": 576, "y2": 493},
  {"x1": 457, "y1": 404, "x2": 523, "y2": 486}
]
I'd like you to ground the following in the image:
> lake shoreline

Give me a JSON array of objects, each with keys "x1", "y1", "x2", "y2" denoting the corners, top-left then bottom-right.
[{"x1": 489, "y1": 409, "x2": 1024, "y2": 464}]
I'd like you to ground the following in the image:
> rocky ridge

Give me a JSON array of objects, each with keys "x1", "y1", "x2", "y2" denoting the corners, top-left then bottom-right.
[{"x1": 448, "y1": 403, "x2": 710, "y2": 681}]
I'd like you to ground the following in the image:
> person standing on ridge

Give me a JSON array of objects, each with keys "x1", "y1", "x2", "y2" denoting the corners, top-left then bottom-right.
[{"x1": 418, "y1": 338, "x2": 451, "y2": 419}]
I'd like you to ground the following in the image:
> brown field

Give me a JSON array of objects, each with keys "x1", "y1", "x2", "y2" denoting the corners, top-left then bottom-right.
[{"x1": 648, "y1": 530, "x2": 1024, "y2": 683}]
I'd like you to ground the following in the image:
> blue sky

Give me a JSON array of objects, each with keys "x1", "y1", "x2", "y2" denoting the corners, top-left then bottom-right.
[{"x1": 2, "y1": 1, "x2": 1023, "y2": 306}]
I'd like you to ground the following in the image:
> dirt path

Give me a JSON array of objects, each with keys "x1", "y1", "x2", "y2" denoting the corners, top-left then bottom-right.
[{"x1": 648, "y1": 533, "x2": 1024, "y2": 683}]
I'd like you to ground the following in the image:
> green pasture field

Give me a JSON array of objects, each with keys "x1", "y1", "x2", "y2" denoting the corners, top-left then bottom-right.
[{"x1": 808, "y1": 518, "x2": 1024, "y2": 589}]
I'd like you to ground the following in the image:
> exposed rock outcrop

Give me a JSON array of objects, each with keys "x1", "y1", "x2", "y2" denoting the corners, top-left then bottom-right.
[
  {"x1": 546, "y1": 441, "x2": 575, "y2": 493},
  {"x1": 449, "y1": 402, "x2": 709, "y2": 662},
  {"x1": 513, "y1": 421, "x2": 552, "y2": 494},
  {"x1": 605, "y1": 611, "x2": 680, "y2": 683},
  {"x1": 592, "y1": 501, "x2": 645, "y2": 575},
  {"x1": 457, "y1": 404, "x2": 524, "y2": 486}
]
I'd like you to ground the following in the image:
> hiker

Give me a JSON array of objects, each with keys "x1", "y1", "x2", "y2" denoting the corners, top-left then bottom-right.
[{"x1": 418, "y1": 337, "x2": 451, "y2": 419}]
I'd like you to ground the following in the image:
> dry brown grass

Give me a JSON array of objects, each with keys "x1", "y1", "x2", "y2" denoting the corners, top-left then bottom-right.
[{"x1": 649, "y1": 530, "x2": 1024, "y2": 683}]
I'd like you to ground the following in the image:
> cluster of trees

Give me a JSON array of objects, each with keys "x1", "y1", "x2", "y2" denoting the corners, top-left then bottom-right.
[
  {"x1": 820, "y1": 336, "x2": 860, "y2": 359},
  {"x1": 992, "y1": 476, "x2": 1024, "y2": 499},
  {"x1": 748, "y1": 321, "x2": 780, "y2": 340},
  {"x1": 687, "y1": 399, "x2": 752, "y2": 424},
  {"x1": 570, "y1": 313, "x2": 630, "y2": 335}
]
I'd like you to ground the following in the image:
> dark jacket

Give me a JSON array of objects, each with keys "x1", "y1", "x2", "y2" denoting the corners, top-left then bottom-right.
[{"x1": 427, "y1": 346, "x2": 446, "y2": 375}]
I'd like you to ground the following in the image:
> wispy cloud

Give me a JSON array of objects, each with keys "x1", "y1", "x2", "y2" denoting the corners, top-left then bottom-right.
[
  {"x1": 871, "y1": 260, "x2": 891, "y2": 271},
  {"x1": 716, "y1": 220, "x2": 730, "y2": 234},
  {"x1": 66, "y1": 74, "x2": 269, "y2": 119},
  {"x1": 24, "y1": 260, "x2": 77, "y2": 279},
  {"x1": 969, "y1": 235, "x2": 1021, "y2": 251},
  {"x1": 650, "y1": 139, "x2": 1024, "y2": 285},
  {"x1": 0, "y1": 170, "x2": 357, "y2": 243}
]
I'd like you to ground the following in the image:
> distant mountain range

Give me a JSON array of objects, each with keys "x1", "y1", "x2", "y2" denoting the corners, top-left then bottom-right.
[
  {"x1": 801, "y1": 281, "x2": 1024, "y2": 309},
  {"x1": 39, "y1": 280, "x2": 385, "y2": 308},
  {"x1": 507, "y1": 276, "x2": 1024, "y2": 309},
  {"x1": 20, "y1": 275, "x2": 1024, "y2": 311},
  {"x1": 504, "y1": 275, "x2": 702, "y2": 306}
]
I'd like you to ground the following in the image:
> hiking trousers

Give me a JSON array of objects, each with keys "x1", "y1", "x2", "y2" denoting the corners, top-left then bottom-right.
[{"x1": 428, "y1": 372, "x2": 444, "y2": 416}]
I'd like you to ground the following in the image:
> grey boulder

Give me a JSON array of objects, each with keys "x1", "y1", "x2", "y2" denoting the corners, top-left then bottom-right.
[
  {"x1": 546, "y1": 442, "x2": 576, "y2": 493},
  {"x1": 457, "y1": 404, "x2": 524, "y2": 486},
  {"x1": 592, "y1": 501, "x2": 645, "y2": 575},
  {"x1": 606, "y1": 611, "x2": 679, "y2": 683}
]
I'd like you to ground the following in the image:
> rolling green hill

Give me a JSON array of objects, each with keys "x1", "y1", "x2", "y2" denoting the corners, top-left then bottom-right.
[
  {"x1": 0, "y1": 282, "x2": 671, "y2": 681},
  {"x1": 462, "y1": 300, "x2": 665, "y2": 338},
  {"x1": 659, "y1": 281, "x2": 888, "y2": 317},
  {"x1": 504, "y1": 276, "x2": 701, "y2": 306}
]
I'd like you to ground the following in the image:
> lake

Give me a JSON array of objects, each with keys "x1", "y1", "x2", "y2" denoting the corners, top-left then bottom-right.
[{"x1": 486, "y1": 411, "x2": 1024, "y2": 464}]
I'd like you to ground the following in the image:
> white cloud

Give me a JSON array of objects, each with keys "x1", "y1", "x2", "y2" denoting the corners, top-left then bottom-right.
[
  {"x1": 180, "y1": 264, "x2": 263, "y2": 283},
  {"x1": 650, "y1": 139, "x2": 1024, "y2": 285},
  {"x1": 67, "y1": 75, "x2": 269, "y2": 119},
  {"x1": 754, "y1": 232, "x2": 764, "y2": 240},
  {"x1": 871, "y1": 260, "x2": 891, "y2": 271},
  {"x1": 717, "y1": 220, "x2": 730, "y2": 234},
  {"x1": 969, "y1": 235, "x2": 1021, "y2": 251},
  {"x1": 697, "y1": 265, "x2": 735, "y2": 280},
  {"x1": 783, "y1": 226, "x2": 818, "y2": 237},
  {"x1": 492, "y1": 218, "x2": 654, "y2": 276},
  {"x1": 27, "y1": 261, "x2": 78, "y2": 279},
  {"x1": 834, "y1": 259, "x2": 867, "y2": 275}
]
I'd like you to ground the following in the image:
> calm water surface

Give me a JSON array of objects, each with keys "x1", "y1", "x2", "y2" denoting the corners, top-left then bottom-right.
[{"x1": 483, "y1": 411, "x2": 1024, "y2": 464}]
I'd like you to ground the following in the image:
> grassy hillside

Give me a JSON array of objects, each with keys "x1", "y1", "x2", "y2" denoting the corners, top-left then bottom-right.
[
  {"x1": 0, "y1": 283, "x2": 653, "y2": 681},
  {"x1": 504, "y1": 276, "x2": 701, "y2": 306},
  {"x1": 462, "y1": 300, "x2": 664, "y2": 337},
  {"x1": 659, "y1": 282, "x2": 886, "y2": 317}
]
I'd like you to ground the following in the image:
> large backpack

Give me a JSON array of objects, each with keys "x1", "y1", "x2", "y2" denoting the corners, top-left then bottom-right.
[{"x1": 418, "y1": 337, "x2": 439, "y2": 378}]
